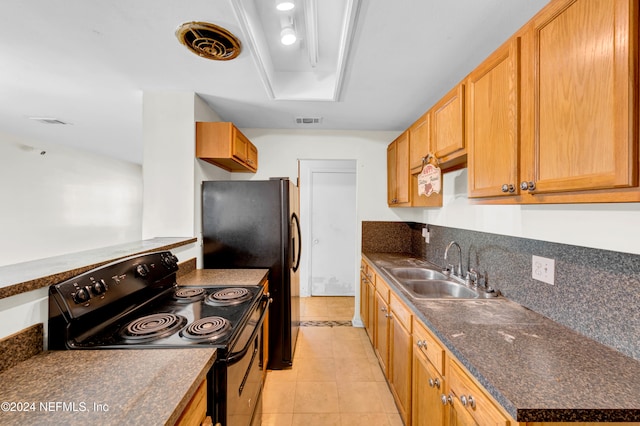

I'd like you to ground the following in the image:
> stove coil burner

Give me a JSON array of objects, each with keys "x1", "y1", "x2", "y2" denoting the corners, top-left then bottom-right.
[
  {"x1": 122, "y1": 313, "x2": 187, "y2": 341},
  {"x1": 180, "y1": 316, "x2": 231, "y2": 341},
  {"x1": 205, "y1": 287, "x2": 252, "y2": 306},
  {"x1": 173, "y1": 287, "x2": 206, "y2": 303}
]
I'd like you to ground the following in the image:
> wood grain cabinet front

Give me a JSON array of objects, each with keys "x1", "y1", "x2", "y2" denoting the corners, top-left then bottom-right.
[
  {"x1": 196, "y1": 122, "x2": 258, "y2": 173},
  {"x1": 447, "y1": 359, "x2": 510, "y2": 426},
  {"x1": 387, "y1": 131, "x2": 411, "y2": 206},
  {"x1": 431, "y1": 84, "x2": 466, "y2": 170},
  {"x1": 518, "y1": 0, "x2": 638, "y2": 203},
  {"x1": 389, "y1": 293, "x2": 413, "y2": 425},
  {"x1": 175, "y1": 379, "x2": 209, "y2": 426},
  {"x1": 466, "y1": 37, "x2": 521, "y2": 199}
]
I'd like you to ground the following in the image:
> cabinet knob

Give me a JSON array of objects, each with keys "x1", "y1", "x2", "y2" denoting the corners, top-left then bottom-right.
[
  {"x1": 381, "y1": 306, "x2": 387, "y2": 312},
  {"x1": 520, "y1": 181, "x2": 536, "y2": 191},
  {"x1": 428, "y1": 378, "x2": 441, "y2": 389},
  {"x1": 501, "y1": 184, "x2": 515, "y2": 193},
  {"x1": 441, "y1": 394, "x2": 453, "y2": 406},
  {"x1": 467, "y1": 395, "x2": 476, "y2": 409},
  {"x1": 417, "y1": 340, "x2": 427, "y2": 349},
  {"x1": 460, "y1": 395, "x2": 468, "y2": 406}
]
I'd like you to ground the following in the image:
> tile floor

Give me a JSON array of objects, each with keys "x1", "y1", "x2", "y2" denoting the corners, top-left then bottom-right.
[{"x1": 262, "y1": 296, "x2": 403, "y2": 426}]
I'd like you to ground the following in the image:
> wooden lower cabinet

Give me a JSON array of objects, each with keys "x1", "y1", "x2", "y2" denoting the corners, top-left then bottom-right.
[
  {"x1": 389, "y1": 294, "x2": 413, "y2": 425},
  {"x1": 175, "y1": 379, "x2": 209, "y2": 426},
  {"x1": 374, "y1": 281, "x2": 390, "y2": 376},
  {"x1": 447, "y1": 358, "x2": 510, "y2": 426},
  {"x1": 412, "y1": 339, "x2": 446, "y2": 426}
]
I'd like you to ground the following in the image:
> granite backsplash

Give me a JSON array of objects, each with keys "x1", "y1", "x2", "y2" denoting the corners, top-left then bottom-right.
[{"x1": 362, "y1": 221, "x2": 640, "y2": 362}]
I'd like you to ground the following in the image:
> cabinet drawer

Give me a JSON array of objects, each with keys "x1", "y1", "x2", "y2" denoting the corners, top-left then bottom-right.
[
  {"x1": 375, "y1": 277, "x2": 389, "y2": 302},
  {"x1": 390, "y1": 292, "x2": 412, "y2": 332},
  {"x1": 448, "y1": 359, "x2": 510, "y2": 426},
  {"x1": 413, "y1": 319, "x2": 444, "y2": 375}
]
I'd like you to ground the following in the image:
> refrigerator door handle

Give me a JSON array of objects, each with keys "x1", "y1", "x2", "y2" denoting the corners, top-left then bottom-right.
[{"x1": 291, "y1": 212, "x2": 302, "y2": 272}]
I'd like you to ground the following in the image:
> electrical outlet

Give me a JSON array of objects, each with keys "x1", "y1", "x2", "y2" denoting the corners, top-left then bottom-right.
[
  {"x1": 422, "y1": 228, "x2": 430, "y2": 243},
  {"x1": 532, "y1": 255, "x2": 555, "y2": 285}
]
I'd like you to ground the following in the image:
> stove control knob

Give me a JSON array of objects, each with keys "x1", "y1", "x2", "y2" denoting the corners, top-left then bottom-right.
[
  {"x1": 135, "y1": 264, "x2": 150, "y2": 278},
  {"x1": 91, "y1": 279, "x2": 108, "y2": 296},
  {"x1": 161, "y1": 254, "x2": 179, "y2": 269},
  {"x1": 72, "y1": 287, "x2": 91, "y2": 304}
]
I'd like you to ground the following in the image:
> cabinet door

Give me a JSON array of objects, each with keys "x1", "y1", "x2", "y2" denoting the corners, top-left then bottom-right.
[
  {"x1": 232, "y1": 129, "x2": 248, "y2": 163},
  {"x1": 387, "y1": 132, "x2": 410, "y2": 206},
  {"x1": 389, "y1": 299, "x2": 412, "y2": 425},
  {"x1": 447, "y1": 360, "x2": 510, "y2": 426},
  {"x1": 410, "y1": 112, "x2": 431, "y2": 171},
  {"x1": 366, "y1": 279, "x2": 375, "y2": 342},
  {"x1": 374, "y1": 289, "x2": 390, "y2": 376},
  {"x1": 447, "y1": 391, "x2": 478, "y2": 426},
  {"x1": 412, "y1": 340, "x2": 445, "y2": 426},
  {"x1": 387, "y1": 141, "x2": 398, "y2": 205},
  {"x1": 359, "y1": 271, "x2": 368, "y2": 330},
  {"x1": 395, "y1": 131, "x2": 410, "y2": 204},
  {"x1": 432, "y1": 84, "x2": 466, "y2": 166},
  {"x1": 246, "y1": 142, "x2": 258, "y2": 171},
  {"x1": 520, "y1": 0, "x2": 638, "y2": 194},
  {"x1": 467, "y1": 38, "x2": 521, "y2": 198}
]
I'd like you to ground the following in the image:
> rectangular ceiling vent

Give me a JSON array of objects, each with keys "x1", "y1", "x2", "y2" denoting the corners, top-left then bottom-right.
[{"x1": 295, "y1": 117, "x2": 322, "y2": 125}]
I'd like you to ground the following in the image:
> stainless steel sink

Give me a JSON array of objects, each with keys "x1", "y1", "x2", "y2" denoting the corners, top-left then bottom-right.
[
  {"x1": 401, "y1": 280, "x2": 482, "y2": 299},
  {"x1": 385, "y1": 267, "x2": 448, "y2": 281},
  {"x1": 382, "y1": 266, "x2": 499, "y2": 300}
]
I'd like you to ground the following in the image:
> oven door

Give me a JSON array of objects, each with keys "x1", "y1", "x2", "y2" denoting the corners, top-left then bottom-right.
[{"x1": 218, "y1": 296, "x2": 269, "y2": 426}]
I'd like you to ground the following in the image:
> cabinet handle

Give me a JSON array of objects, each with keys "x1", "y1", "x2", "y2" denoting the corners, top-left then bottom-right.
[
  {"x1": 520, "y1": 181, "x2": 536, "y2": 191},
  {"x1": 467, "y1": 395, "x2": 476, "y2": 409},
  {"x1": 381, "y1": 306, "x2": 387, "y2": 312},
  {"x1": 428, "y1": 378, "x2": 441, "y2": 389},
  {"x1": 441, "y1": 394, "x2": 453, "y2": 406},
  {"x1": 417, "y1": 340, "x2": 427, "y2": 349},
  {"x1": 501, "y1": 184, "x2": 515, "y2": 193},
  {"x1": 460, "y1": 395, "x2": 468, "y2": 406}
]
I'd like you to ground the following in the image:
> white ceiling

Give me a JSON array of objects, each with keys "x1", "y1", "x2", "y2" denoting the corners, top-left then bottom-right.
[{"x1": 0, "y1": 0, "x2": 549, "y2": 164}]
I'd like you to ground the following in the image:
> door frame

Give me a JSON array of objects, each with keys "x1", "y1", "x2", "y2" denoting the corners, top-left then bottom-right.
[{"x1": 298, "y1": 159, "x2": 358, "y2": 298}]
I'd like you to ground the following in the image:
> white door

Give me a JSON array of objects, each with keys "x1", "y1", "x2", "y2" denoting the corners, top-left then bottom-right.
[{"x1": 300, "y1": 160, "x2": 357, "y2": 296}]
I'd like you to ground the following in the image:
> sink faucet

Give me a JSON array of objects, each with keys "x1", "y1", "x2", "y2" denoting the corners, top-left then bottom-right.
[{"x1": 444, "y1": 241, "x2": 462, "y2": 277}]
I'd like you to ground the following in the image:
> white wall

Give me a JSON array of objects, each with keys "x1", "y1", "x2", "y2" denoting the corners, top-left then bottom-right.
[
  {"x1": 142, "y1": 92, "x2": 229, "y2": 265},
  {"x1": 0, "y1": 131, "x2": 142, "y2": 341},
  {"x1": 0, "y1": 133, "x2": 142, "y2": 266},
  {"x1": 420, "y1": 169, "x2": 640, "y2": 256}
]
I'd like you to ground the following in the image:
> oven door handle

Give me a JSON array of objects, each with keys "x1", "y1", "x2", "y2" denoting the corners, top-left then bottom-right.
[{"x1": 225, "y1": 296, "x2": 270, "y2": 365}]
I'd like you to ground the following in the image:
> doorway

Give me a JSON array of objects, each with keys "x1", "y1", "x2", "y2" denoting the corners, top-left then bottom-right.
[{"x1": 299, "y1": 160, "x2": 357, "y2": 297}]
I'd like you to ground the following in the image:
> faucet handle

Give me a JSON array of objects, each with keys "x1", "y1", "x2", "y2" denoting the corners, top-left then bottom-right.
[
  {"x1": 466, "y1": 268, "x2": 483, "y2": 287},
  {"x1": 444, "y1": 264, "x2": 455, "y2": 276}
]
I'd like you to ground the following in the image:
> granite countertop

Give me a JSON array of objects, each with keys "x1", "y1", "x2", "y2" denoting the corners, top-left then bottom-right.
[
  {"x1": 0, "y1": 348, "x2": 216, "y2": 425},
  {"x1": 0, "y1": 237, "x2": 197, "y2": 300},
  {"x1": 364, "y1": 252, "x2": 640, "y2": 423},
  {"x1": 178, "y1": 269, "x2": 269, "y2": 287}
]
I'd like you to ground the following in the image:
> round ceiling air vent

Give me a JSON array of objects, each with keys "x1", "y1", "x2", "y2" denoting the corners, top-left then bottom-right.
[{"x1": 175, "y1": 22, "x2": 241, "y2": 61}]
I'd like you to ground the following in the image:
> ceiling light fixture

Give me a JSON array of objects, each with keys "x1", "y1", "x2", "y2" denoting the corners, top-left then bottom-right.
[
  {"x1": 276, "y1": 0, "x2": 295, "y2": 11},
  {"x1": 280, "y1": 26, "x2": 297, "y2": 45}
]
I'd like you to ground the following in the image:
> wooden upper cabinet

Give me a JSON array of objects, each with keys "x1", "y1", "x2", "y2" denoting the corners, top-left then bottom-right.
[
  {"x1": 467, "y1": 37, "x2": 521, "y2": 198},
  {"x1": 520, "y1": 0, "x2": 638, "y2": 196},
  {"x1": 409, "y1": 111, "x2": 431, "y2": 172},
  {"x1": 196, "y1": 122, "x2": 258, "y2": 172},
  {"x1": 431, "y1": 84, "x2": 466, "y2": 168},
  {"x1": 387, "y1": 131, "x2": 410, "y2": 206}
]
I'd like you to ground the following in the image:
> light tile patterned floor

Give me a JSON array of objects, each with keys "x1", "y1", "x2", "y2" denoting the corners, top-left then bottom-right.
[{"x1": 262, "y1": 296, "x2": 403, "y2": 426}]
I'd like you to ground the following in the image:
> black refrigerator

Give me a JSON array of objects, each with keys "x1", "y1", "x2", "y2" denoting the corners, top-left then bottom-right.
[{"x1": 202, "y1": 178, "x2": 301, "y2": 370}]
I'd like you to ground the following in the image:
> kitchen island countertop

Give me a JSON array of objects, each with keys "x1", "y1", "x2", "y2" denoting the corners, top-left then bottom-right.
[
  {"x1": 364, "y1": 252, "x2": 640, "y2": 423},
  {"x1": 0, "y1": 347, "x2": 216, "y2": 425}
]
